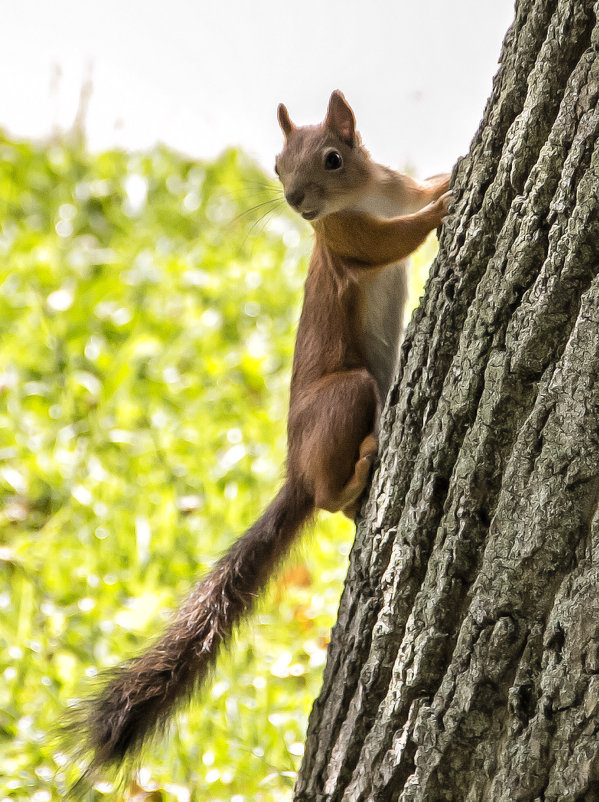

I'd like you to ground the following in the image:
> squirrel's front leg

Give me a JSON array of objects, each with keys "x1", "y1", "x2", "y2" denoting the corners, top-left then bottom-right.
[
  {"x1": 422, "y1": 173, "x2": 451, "y2": 203},
  {"x1": 315, "y1": 190, "x2": 451, "y2": 268},
  {"x1": 399, "y1": 172, "x2": 451, "y2": 212}
]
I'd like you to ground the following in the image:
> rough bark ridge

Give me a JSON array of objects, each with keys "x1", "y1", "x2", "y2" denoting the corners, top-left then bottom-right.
[{"x1": 295, "y1": 1, "x2": 599, "y2": 800}]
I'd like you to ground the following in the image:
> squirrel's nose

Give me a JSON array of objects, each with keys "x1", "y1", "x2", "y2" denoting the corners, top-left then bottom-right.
[{"x1": 285, "y1": 189, "x2": 305, "y2": 210}]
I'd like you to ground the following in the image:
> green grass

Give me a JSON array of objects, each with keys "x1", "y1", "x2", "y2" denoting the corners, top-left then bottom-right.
[{"x1": 0, "y1": 134, "x2": 436, "y2": 801}]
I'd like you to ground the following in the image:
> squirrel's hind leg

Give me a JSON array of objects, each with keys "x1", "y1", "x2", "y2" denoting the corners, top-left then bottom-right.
[
  {"x1": 290, "y1": 370, "x2": 379, "y2": 516},
  {"x1": 339, "y1": 433, "x2": 378, "y2": 519}
]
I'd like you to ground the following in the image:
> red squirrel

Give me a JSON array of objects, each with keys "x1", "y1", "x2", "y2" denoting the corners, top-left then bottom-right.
[{"x1": 73, "y1": 90, "x2": 451, "y2": 778}]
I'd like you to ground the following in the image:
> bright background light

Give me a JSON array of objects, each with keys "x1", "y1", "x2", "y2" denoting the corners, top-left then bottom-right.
[{"x1": 2, "y1": 0, "x2": 514, "y2": 174}]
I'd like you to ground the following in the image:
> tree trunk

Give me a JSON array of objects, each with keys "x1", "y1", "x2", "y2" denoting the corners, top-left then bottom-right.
[{"x1": 295, "y1": 1, "x2": 599, "y2": 800}]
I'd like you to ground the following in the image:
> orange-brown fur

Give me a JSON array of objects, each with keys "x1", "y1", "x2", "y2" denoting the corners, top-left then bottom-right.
[
  {"x1": 69, "y1": 90, "x2": 450, "y2": 783},
  {"x1": 281, "y1": 91, "x2": 449, "y2": 516}
]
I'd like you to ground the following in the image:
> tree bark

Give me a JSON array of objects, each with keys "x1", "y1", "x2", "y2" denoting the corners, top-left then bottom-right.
[{"x1": 295, "y1": 1, "x2": 599, "y2": 800}]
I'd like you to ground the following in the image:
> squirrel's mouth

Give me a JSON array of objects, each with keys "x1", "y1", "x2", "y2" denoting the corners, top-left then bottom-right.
[{"x1": 301, "y1": 210, "x2": 318, "y2": 221}]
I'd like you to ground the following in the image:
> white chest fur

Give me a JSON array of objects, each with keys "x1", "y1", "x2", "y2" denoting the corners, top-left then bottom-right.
[
  {"x1": 351, "y1": 188, "x2": 407, "y2": 219},
  {"x1": 361, "y1": 261, "x2": 407, "y2": 403},
  {"x1": 353, "y1": 186, "x2": 411, "y2": 403}
]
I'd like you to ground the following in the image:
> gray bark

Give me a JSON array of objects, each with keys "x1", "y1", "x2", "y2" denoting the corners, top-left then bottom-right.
[{"x1": 295, "y1": 1, "x2": 599, "y2": 800}]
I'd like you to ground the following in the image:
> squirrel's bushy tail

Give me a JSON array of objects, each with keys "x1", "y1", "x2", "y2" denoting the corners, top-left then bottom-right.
[{"x1": 72, "y1": 480, "x2": 313, "y2": 780}]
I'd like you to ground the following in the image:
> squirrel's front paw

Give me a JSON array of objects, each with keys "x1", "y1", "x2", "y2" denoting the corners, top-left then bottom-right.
[{"x1": 432, "y1": 190, "x2": 453, "y2": 224}]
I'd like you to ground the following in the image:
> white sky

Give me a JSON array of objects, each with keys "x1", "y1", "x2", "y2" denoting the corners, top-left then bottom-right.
[{"x1": 1, "y1": 1, "x2": 515, "y2": 176}]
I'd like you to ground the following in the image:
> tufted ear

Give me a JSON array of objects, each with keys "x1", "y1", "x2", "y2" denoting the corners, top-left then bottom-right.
[
  {"x1": 277, "y1": 103, "x2": 295, "y2": 138},
  {"x1": 324, "y1": 90, "x2": 356, "y2": 146}
]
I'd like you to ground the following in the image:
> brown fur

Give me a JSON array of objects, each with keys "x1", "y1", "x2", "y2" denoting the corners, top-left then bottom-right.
[
  {"x1": 70, "y1": 90, "x2": 451, "y2": 783},
  {"x1": 281, "y1": 91, "x2": 449, "y2": 514},
  {"x1": 70, "y1": 482, "x2": 311, "y2": 786}
]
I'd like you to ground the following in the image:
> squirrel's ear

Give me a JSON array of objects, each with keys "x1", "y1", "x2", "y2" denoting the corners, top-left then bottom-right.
[
  {"x1": 277, "y1": 103, "x2": 295, "y2": 138},
  {"x1": 325, "y1": 90, "x2": 356, "y2": 146}
]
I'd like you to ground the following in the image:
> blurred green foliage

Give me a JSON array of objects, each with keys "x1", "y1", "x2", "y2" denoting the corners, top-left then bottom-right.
[{"x1": 0, "y1": 134, "x2": 436, "y2": 801}]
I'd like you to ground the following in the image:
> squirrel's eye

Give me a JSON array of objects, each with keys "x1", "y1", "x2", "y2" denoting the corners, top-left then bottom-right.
[{"x1": 324, "y1": 151, "x2": 343, "y2": 170}]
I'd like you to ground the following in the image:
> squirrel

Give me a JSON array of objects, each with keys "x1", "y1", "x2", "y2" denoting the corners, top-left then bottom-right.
[{"x1": 72, "y1": 90, "x2": 451, "y2": 780}]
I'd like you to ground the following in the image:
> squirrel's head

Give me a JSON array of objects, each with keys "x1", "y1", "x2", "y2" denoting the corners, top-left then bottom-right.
[{"x1": 275, "y1": 90, "x2": 371, "y2": 222}]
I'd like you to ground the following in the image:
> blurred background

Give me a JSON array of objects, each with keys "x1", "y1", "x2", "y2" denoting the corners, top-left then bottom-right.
[
  {"x1": 1, "y1": 2, "x2": 513, "y2": 800},
  {"x1": 3, "y1": 0, "x2": 514, "y2": 174}
]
